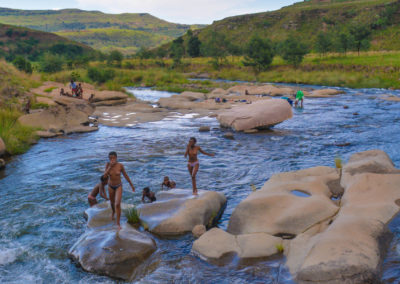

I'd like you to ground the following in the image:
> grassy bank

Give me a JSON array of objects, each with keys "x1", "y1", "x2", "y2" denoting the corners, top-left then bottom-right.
[{"x1": 42, "y1": 51, "x2": 400, "y2": 91}]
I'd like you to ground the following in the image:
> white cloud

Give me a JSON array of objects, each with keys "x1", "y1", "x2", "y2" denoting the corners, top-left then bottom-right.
[{"x1": 75, "y1": 0, "x2": 264, "y2": 24}]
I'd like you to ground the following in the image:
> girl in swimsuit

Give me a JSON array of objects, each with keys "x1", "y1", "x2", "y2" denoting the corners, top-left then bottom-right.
[
  {"x1": 184, "y1": 137, "x2": 214, "y2": 195},
  {"x1": 104, "y1": 151, "x2": 135, "y2": 230}
]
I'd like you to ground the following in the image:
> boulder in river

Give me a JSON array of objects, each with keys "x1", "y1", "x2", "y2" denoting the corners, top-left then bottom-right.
[
  {"x1": 191, "y1": 150, "x2": 400, "y2": 283},
  {"x1": 308, "y1": 89, "x2": 344, "y2": 98},
  {"x1": 138, "y1": 188, "x2": 227, "y2": 236},
  {"x1": 0, "y1": 137, "x2": 5, "y2": 157},
  {"x1": 217, "y1": 99, "x2": 293, "y2": 131},
  {"x1": 69, "y1": 203, "x2": 156, "y2": 280},
  {"x1": 0, "y1": 158, "x2": 5, "y2": 170}
]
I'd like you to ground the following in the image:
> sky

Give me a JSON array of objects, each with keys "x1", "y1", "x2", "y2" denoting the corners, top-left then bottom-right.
[{"x1": 0, "y1": 0, "x2": 299, "y2": 24}]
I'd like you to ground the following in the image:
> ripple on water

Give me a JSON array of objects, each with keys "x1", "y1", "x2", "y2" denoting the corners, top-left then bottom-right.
[{"x1": 0, "y1": 86, "x2": 400, "y2": 283}]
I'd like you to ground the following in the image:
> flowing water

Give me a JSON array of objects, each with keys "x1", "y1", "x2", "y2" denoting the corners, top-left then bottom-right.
[{"x1": 1, "y1": 84, "x2": 400, "y2": 283}]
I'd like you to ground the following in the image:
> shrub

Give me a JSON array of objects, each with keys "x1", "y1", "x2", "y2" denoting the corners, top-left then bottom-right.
[
  {"x1": 38, "y1": 53, "x2": 64, "y2": 73},
  {"x1": 87, "y1": 67, "x2": 115, "y2": 83},
  {"x1": 280, "y1": 37, "x2": 309, "y2": 67},
  {"x1": 276, "y1": 244, "x2": 284, "y2": 253},
  {"x1": 124, "y1": 207, "x2": 140, "y2": 225},
  {"x1": 12, "y1": 56, "x2": 32, "y2": 74}
]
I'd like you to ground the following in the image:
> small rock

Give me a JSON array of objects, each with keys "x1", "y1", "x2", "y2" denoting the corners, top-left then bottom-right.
[
  {"x1": 208, "y1": 113, "x2": 218, "y2": 118},
  {"x1": 36, "y1": 131, "x2": 58, "y2": 138},
  {"x1": 343, "y1": 105, "x2": 349, "y2": 109},
  {"x1": 199, "y1": 126, "x2": 211, "y2": 132},
  {"x1": 0, "y1": 158, "x2": 5, "y2": 170},
  {"x1": 244, "y1": 129, "x2": 258, "y2": 134},
  {"x1": 353, "y1": 112, "x2": 359, "y2": 115},
  {"x1": 223, "y1": 132, "x2": 235, "y2": 140},
  {"x1": 335, "y1": 142, "x2": 351, "y2": 147},
  {"x1": 192, "y1": 225, "x2": 206, "y2": 238}
]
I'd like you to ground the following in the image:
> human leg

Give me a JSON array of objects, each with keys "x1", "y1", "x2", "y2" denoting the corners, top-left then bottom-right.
[
  {"x1": 115, "y1": 186, "x2": 123, "y2": 230},
  {"x1": 191, "y1": 163, "x2": 200, "y2": 195},
  {"x1": 108, "y1": 187, "x2": 116, "y2": 220}
]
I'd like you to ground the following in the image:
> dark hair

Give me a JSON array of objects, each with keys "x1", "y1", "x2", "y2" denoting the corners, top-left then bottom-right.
[
  {"x1": 108, "y1": 151, "x2": 117, "y2": 157},
  {"x1": 100, "y1": 175, "x2": 107, "y2": 182},
  {"x1": 143, "y1": 187, "x2": 150, "y2": 193},
  {"x1": 190, "y1": 137, "x2": 197, "y2": 143}
]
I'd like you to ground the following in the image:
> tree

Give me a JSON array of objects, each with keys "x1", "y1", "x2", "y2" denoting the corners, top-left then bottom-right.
[
  {"x1": 170, "y1": 37, "x2": 184, "y2": 67},
  {"x1": 201, "y1": 30, "x2": 230, "y2": 69},
  {"x1": 315, "y1": 32, "x2": 332, "y2": 56},
  {"x1": 12, "y1": 56, "x2": 32, "y2": 73},
  {"x1": 350, "y1": 23, "x2": 371, "y2": 56},
  {"x1": 280, "y1": 37, "x2": 309, "y2": 67},
  {"x1": 38, "y1": 53, "x2": 64, "y2": 73},
  {"x1": 243, "y1": 35, "x2": 275, "y2": 72},
  {"x1": 186, "y1": 30, "x2": 201, "y2": 57},
  {"x1": 108, "y1": 50, "x2": 124, "y2": 65},
  {"x1": 337, "y1": 31, "x2": 355, "y2": 55}
]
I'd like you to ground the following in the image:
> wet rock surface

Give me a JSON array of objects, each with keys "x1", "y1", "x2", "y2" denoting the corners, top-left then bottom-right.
[
  {"x1": 69, "y1": 203, "x2": 156, "y2": 280},
  {"x1": 138, "y1": 188, "x2": 227, "y2": 236},
  {"x1": 192, "y1": 150, "x2": 400, "y2": 284}
]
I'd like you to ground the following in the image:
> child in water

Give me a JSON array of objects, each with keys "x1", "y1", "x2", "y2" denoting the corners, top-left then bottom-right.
[
  {"x1": 88, "y1": 175, "x2": 109, "y2": 207},
  {"x1": 161, "y1": 176, "x2": 176, "y2": 190},
  {"x1": 142, "y1": 187, "x2": 156, "y2": 203}
]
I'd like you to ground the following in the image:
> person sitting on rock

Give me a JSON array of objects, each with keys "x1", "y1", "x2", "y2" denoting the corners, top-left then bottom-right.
[
  {"x1": 142, "y1": 187, "x2": 156, "y2": 203},
  {"x1": 24, "y1": 98, "x2": 31, "y2": 114},
  {"x1": 170, "y1": 181, "x2": 176, "y2": 189},
  {"x1": 88, "y1": 175, "x2": 109, "y2": 207},
  {"x1": 295, "y1": 90, "x2": 304, "y2": 108},
  {"x1": 161, "y1": 176, "x2": 176, "y2": 190},
  {"x1": 60, "y1": 88, "x2": 65, "y2": 96},
  {"x1": 88, "y1": 94, "x2": 95, "y2": 103}
]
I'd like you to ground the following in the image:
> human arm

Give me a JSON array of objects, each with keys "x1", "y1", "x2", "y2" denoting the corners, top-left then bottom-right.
[
  {"x1": 199, "y1": 147, "x2": 215, "y2": 157},
  {"x1": 99, "y1": 183, "x2": 109, "y2": 200},
  {"x1": 121, "y1": 164, "x2": 135, "y2": 192}
]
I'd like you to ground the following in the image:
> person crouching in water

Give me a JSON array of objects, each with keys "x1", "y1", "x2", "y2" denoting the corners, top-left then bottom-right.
[
  {"x1": 88, "y1": 175, "x2": 109, "y2": 207},
  {"x1": 103, "y1": 151, "x2": 135, "y2": 230},
  {"x1": 142, "y1": 187, "x2": 156, "y2": 203},
  {"x1": 184, "y1": 137, "x2": 215, "y2": 195},
  {"x1": 295, "y1": 90, "x2": 304, "y2": 108},
  {"x1": 161, "y1": 176, "x2": 176, "y2": 190}
]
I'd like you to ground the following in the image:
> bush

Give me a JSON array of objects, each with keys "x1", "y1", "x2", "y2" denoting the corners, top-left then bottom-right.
[
  {"x1": 38, "y1": 53, "x2": 64, "y2": 73},
  {"x1": 280, "y1": 37, "x2": 309, "y2": 67},
  {"x1": 87, "y1": 67, "x2": 115, "y2": 83},
  {"x1": 124, "y1": 207, "x2": 140, "y2": 225},
  {"x1": 12, "y1": 56, "x2": 32, "y2": 74}
]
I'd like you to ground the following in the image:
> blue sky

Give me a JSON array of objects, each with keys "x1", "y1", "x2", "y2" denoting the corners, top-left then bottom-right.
[{"x1": 0, "y1": 0, "x2": 299, "y2": 24}]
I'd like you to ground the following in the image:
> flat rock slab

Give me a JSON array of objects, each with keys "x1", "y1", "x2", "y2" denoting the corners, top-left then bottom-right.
[
  {"x1": 69, "y1": 225, "x2": 156, "y2": 281},
  {"x1": 138, "y1": 188, "x2": 227, "y2": 236},
  {"x1": 217, "y1": 99, "x2": 293, "y2": 131}
]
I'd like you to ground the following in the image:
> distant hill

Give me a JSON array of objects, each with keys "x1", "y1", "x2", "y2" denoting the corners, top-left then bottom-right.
[
  {"x1": 0, "y1": 23, "x2": 95, "y2": 61},
  {"x1": 192, "y1": 0, "x2": 400, "y2": 51},
  {"x1": 0, "y1": 8, "x2": 205, "y2": 54}
]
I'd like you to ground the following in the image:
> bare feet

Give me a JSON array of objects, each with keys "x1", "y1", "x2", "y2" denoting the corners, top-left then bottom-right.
[
  {"x1": 111, "y1": 213, "x2": 115, "y2": 221},
  {"x1": 117, "y1": 224, "x2": 121, "y2": 231}
]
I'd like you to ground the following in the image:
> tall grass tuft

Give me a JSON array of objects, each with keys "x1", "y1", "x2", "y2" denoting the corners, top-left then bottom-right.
[
  {"x1": 124, "y1": 206, "x2": 140, "y2": 225},
  {"x1": 0, "y1": 108, "x2": 38, "y2": 155}
]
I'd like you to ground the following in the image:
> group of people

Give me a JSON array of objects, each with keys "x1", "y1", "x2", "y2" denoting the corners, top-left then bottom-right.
[
  {"x1": 60, "y1": 80, "x2": 84, "y2": 99},
  {"x1": 87, "y1": 137, "x2": 214, "y2": 230}
]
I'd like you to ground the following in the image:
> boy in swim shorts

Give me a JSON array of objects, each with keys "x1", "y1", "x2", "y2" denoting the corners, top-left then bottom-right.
[{"x1": 88, "y1": 175, "x2": 109, "y2": 207}]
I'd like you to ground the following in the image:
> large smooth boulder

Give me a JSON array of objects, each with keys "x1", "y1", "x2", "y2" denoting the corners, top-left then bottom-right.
[
  {"x1": 179, "y1": 91, "x2": 206, "y2": 101},
  {"x1": 192, "y1": 228, "x2": 282, "y2": 261},
  {"x1": 0, "y1": 137, "x2": 5, "y2": 156},
  {"x1": 217, "y1": 99, "x2": 293, "y2": 131},
  {"x1": 227, "y1": 166, "x2": 339, "y2": 236},
  {"x1": 292, "y1": 173, "x2": 400, "y2": 284},
  {"x1": 138, "y1": 188, "x2": 227, "y2": 236},
  {"x1": 69, "y1": 203, "x2": 156, "y2": 280},
  {"x1": 341, "y1": 149, "x2": 400, "y2": 188},
  {"x1": 91, "y1": 91, "x2": 128, "y2": 103},
  {"x1": 69, "y1": 225, "x2": 156, "y2": 280}
]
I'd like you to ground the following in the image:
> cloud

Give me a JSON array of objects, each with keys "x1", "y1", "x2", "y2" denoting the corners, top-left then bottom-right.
[{"x1": 76, "y1": 0, "x2": 264, "y2": 24}]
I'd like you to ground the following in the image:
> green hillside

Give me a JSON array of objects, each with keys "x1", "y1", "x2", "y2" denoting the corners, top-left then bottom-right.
[
  {"x1": 0, "y1": 8, "x2": 205, "y2": 54},
  {"x1": 0, "y1": 23, "x2": 95, "y2": 61},
  {"x1": 193, "y1": 0, "x2": 400, "y2": 51}
]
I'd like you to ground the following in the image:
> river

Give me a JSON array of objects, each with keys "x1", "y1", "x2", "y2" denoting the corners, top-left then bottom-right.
[{"x1": 1, "y1": 84, "x2": 399, "y2": 283}]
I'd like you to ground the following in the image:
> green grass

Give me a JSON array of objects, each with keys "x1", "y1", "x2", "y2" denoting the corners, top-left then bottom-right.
[
  {"x1": 124, "y1": 207, "x2": 140, "y2": 225},
  {"x1": 276, "y1": 244, "x2": 284, "y2": 254},
  {"x1": 31, "y1": 102, "x2": 49, "y2": 109},
  {"x1": 43, "y1": 87, "x2": 57, "y2": 93},
  {"x1": 0, "y1": 108, "x2": 37, "y2": 155}
]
